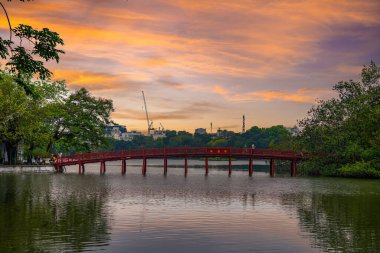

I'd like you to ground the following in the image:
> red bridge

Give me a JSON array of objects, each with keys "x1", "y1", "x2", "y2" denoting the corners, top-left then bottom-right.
[{"x1": 54, "y1": 147, "x2": 305, "y2": 177}]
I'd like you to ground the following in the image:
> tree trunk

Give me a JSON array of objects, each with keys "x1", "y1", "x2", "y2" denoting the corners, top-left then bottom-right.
[
  {"x1": 27, "y1": 143, "x2": 35, "y2": 164},
  {"x1": 5, "y1": 142, "x2": 17, "y2": 165},
  {"x1": 46, "y1": 139, "x2": 53, "y2": 153}
]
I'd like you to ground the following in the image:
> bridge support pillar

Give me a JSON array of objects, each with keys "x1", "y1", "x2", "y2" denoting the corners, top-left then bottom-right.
[
  {"x1": 121, "y1": 160, "x2": 126, "y2": 175},
  {"x1": 79, "y1": 163, "x2": 85, "y2": 175},
  {"x1": 228, "y1": 157, "x2": 232, "y2": 177},
  {"x1": 142, "y1": 158, "x2": 147, "y2": 176},
  {"x1": 249, "y1": 158, "x2": 253, "y2": 177},
  {"x1": 291, "y1": 159, "x2": 297, "y2": 177},
  {"x1": 55, "y1": 164, "x2": 63, "y2": 173},
  {"x1": 205, "y1": 157, "x2": 209, "y2": 176},
  {"x1": 184, "y1": 157, "x2": 188, "y2": 176},
  {"x1": 270, "y1": 159, "x2": 274, "y2": 177},
  {"x1": 164, "y1": 158, "x2": 168, "y2": 175},
  {"x1": 100, "y1": 161, "x2": 106, "y2": 175}
]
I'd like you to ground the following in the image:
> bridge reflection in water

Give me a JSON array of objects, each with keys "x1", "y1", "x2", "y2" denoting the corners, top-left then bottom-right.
[{"x1": 54, "y1": 147, "x2": 305, "y2": 177}]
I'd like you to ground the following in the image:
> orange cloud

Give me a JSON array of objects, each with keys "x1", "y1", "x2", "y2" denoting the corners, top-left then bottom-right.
[
  {"x1": 212, "y1": 85, "x2": 229, "y2": 96},
  {"x1": 142, "y1": 58, "x2": 168, "y2": 67},
  {"x1": 53, "y1": 69, "x2": 124, "y2": 91},
  {"x1": 245, "y1": 89, "x2": 331, "y2": 103},
  {"x1": 212, "y1": 86, "x2": 333, "y2": 104}
]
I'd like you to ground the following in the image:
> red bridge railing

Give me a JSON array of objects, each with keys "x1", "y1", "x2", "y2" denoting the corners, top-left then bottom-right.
[{"x1": 55, "y1": 147, "x2": 305, "y2": 167}]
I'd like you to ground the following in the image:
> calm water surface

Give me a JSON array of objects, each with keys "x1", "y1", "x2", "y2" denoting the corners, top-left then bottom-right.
[{"x1": 1, "y1": 160, "x2": 380, "y2": 252}]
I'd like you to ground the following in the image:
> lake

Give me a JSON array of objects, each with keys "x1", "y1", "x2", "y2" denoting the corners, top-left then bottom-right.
[{"x1": 1, "y1": 159, "x2": 379, "y2": 252}]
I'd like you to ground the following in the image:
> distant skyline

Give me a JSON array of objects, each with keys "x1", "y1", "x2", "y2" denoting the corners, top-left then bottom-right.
[{"x1": 1, "y1": 0, "x2": 379, "y2": 132}]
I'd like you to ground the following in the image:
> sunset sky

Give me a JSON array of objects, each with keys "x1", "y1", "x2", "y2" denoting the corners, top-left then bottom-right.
[{"x1": 1, "y1": 0, "x2": 380, "y2": 133}]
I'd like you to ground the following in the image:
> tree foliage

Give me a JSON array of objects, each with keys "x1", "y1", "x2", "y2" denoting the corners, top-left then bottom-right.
[
  {"x1": 103, "y1": 125, "x2": 292, "y2": 151},
  {"x1": 0, "y1": 71, "x2": 114, "y2": 163},
  {"x1": 50, "y1": 88, "x2": 114, "y2": 153},
  {"x1": 0, "y1": 0, "x2": 64, "y2": 100},
  {"x1": 296, "y1": 62, "x2": 380, "y2": 177},
  {"x1": 0, "y1": 73, "x2": 36, "y2": 163},
  {"x1": 0, "y1": 24, "x2": 64, "y2": 80}
]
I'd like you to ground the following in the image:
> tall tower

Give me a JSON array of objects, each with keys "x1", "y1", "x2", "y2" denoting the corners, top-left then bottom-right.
[
  {"x1": 210, "y1": 122, "x2": 213, "y2": 134},
  {"x1": 242, "y1": 114, "x2": 245, "y2": 133}
]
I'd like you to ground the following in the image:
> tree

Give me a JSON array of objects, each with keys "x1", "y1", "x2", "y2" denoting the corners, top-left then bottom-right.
[
  {"x1": 207, "y1": 138, "x2": 228, "y2": 147},
  {"x1": 297, "y1": 62, "x2": 380, "y2": 177},
  {"x1": 45, "y1": 88, "x2": 114, "y2": 154},
  {"x1": 0, "y1": 76, "x2": 114, "y2": 158},
  {"x1": 21, "y1": 80, "x2": 67, "y2": 161},
  {"x1": 0, "y1": 72, "x2": 37, "y2": 163}
]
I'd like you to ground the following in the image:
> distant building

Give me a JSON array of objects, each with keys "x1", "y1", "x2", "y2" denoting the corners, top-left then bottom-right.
[
  {"x1": 194, "y1": 128, "x2": 207, "y2": 135},
  {"x1": 216, "y1": 128, "x2": 232, "y2": 139},
  {"x1": 287, "y1": 126, "x2": 300, "y2": 136},
  {"x1": 150, "y1": 130, "x2": 166, "y2": 140},
  {"x1": 105, "y1": 123, "x2": 127, "y2": 140},
  {"x1": 122, "y1": 131, "x2": 143, "y2": 141}
]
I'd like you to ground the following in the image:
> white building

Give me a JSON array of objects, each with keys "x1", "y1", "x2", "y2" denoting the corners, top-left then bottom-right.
[
  {"x1": 122, "y1": 131, "x2": 143, "y2": 141},
  {"x1": 105, "y1": 123, "x2": 127, "y2": 140},
  {"x1": 150, "y1": 130, "x2": 166, "y2": 140}
]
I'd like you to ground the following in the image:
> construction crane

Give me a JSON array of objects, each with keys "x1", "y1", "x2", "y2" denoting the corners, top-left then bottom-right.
[
  {"x1": 242, "y1": 114, "x2": 245, "y2": 133},
  {"x1": 142, "y1": 91, "x2": 154, "y2": 135},
  {"x1": 159, "y1": 122, "x2": 165, "y2": 131}
]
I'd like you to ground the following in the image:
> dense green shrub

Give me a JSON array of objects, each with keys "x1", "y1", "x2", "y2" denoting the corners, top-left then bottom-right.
[{"x1": 338, "y1": 162, "x2": 380, "y2": 179}]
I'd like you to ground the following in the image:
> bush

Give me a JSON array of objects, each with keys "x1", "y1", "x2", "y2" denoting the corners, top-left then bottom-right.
[
  {"x1": 338, "y1": 161, "x2": 380, "y2": 179},
  {"x1": 298, "y1": 161, "x2": 322, "y2": 176},
  {"x1": 298, "y1": 161, "x2": 341, "y2": 177}
]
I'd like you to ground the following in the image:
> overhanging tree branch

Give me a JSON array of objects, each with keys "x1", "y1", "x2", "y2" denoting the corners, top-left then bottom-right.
[{"x1": 0, "y1": 2, "x2": 12, "y2": 41}]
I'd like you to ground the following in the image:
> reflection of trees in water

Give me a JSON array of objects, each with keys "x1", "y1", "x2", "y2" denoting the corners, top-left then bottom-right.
[
  {"x1": 280, "y1": 192, "x2": 380, "y2": 252},
  {"x1": 0, "y1": 174, "x2": 110, "y2": 252}
]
